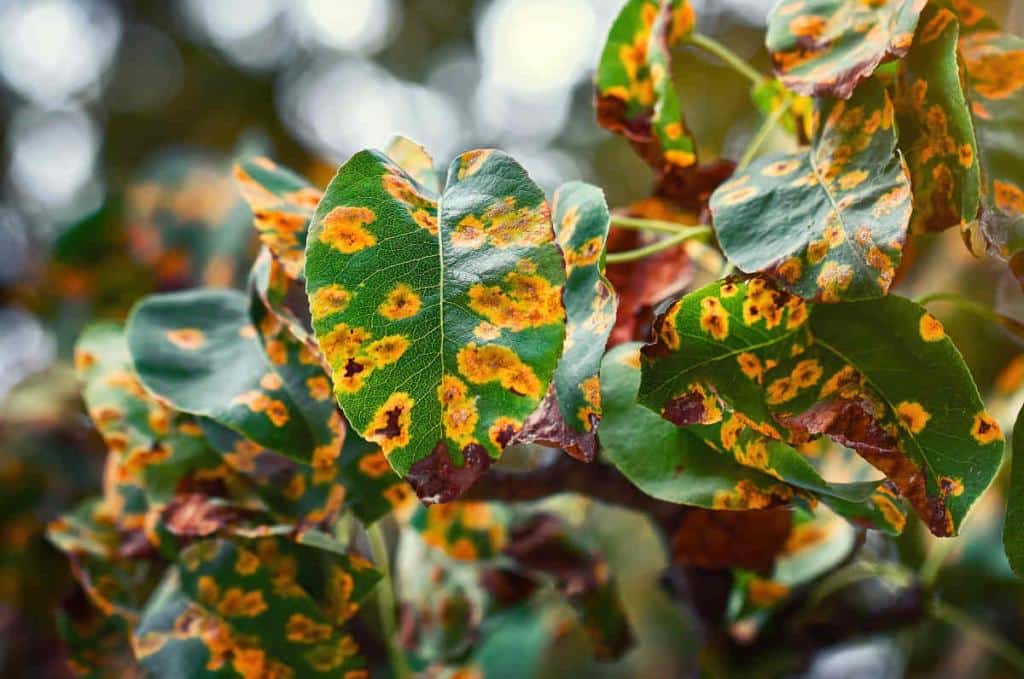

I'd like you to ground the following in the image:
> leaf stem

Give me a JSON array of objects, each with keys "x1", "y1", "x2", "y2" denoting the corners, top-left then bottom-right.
[
  {"x1": 610, "y1": 215, "x2": 701, "y2": 235},
  {"x1": 367, "y1": 522, "x2": 410, "y2": 679},
  {"x1": 737, "y1": 91, "x2": 793, "y2": 171},
  {"x1": 688, "y1": 33, "x2": 765, "y2": 86},
  {"x1": 931, "y1": 600, "x2": 1024, "y2": 671},
  {"x1": 605, "y1": 225, "x2": 712, "y2": 264}
]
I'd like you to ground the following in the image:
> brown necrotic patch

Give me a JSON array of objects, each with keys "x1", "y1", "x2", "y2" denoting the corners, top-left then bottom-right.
[
  {"x1": 405, "y1": 440, "x2": 493, "y2": 504},
  {"x1": 661, "y1": 384, "x2": 722, "y2": 426},
  {"x1": 777, "y1": 397, "x2": 953, "y2": 536}
]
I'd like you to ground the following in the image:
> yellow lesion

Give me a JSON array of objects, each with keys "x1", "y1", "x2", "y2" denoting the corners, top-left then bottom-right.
[
  {"x1": 318, "y1": 206, "x2": 377, "y2": 255},
  {"x1": 566, "y1": 236, "x2": 604, "y2": 269},
  {"x1": 659, "y1": 302, "x2": 682, "y2": 350},
  {"x1": 310, "y1": 284, "x2": 352, "y2": 321},
  {"x1": 699, "y1": 296, "x2": 729, "y2": 340},
  {"x1": 232, "y1": 391, "x2": 290, "y2": 427},
  {"x1": 777, "y1": 257, "x2": 803, "y2": 284},
  {"x1": 457, "y1": 150, "x2": 495, "y2": 179},
  {"x1": 321, "y1": 324, "x2": 371, "y2": 363},
  {"x1": 364, "y1": 336, "x2": 409, "y2": 368},
  {"x1": 438, "y1": 375, "x2": 479, "y2": 447},
  {"x1": 286, "y1": 613, "x2": 333, "y2": 644},
  {"x1": 766, "y1": 376, "x2": 799, "y2": 405},
  {"x1": 737, "y1": 352, "x2": 764, "y2": 383},
  {"x1": 456, "y1": 343, "x2": 542, "y2": 399},
  {"x1": 918, "y1": 313, "x2": 945, "y2": 342},
  {"x1": 217, "y1": 588, "x2": 269, "y2": 618},
  {"x1": 378, "y1": 283, "x2": 422, "y2": 320},
  {"x1": 259, "y1": 372, "x2": 282, "y2": 391},
  {"x1": 307, "y1": 375, "x2": 332, "y2": 401},
  {"x1": 166, "y1": 328, "x2": 206, "y2": 350},
  {"x1": 747, "y1": 577, "x2": 790, "y2": 607},
  {"x1": 819, "y1": 365, "x2": 860, "y2": 399},
  {"x1": 994, "y1": 180, "x2": 1024, "y2": 215},
  {"x1": 473, "y1": 322, "x2": 502, "y2": 340},
  {"x1": 717, "y1": 186, "x2": 759, "y2": 206},
  {"x1": 762, "y1": 158, "x2": 801, "y2": 177},
  {"x1": 816, "y1": 261, "x2": 854, "y2": 302},
  {"x1": 712, "y1": 479, "x2": 791, "y2": 510},
  {"x1": 468, "y1": 270, "x2": 564, "y2": 331},
  {"x1": 872, "y1": 487, "x2": 907, "y2": 533},
  {"x1": 896, "y1": 401, "x2": 930, "y2": 433},
  {"x1": 363, "y1": 392, "x2": 414, "y2": 456},
  {"x1": 454, "y1": 197, "x2": 554, "y2": 250},
  {"x1": 970, "y1": 412, "x2": 1002, "y2": 445},
  {"x1": 488, "y1": 416, "x2": 521, "y2": 449},
  {"x1": 357, "y1": 450, "x2": 391, "y2": 477}
]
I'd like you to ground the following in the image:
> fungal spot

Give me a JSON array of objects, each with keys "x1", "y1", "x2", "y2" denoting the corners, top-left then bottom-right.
[
  {"x1": 872, "y1": 486, "x2": 907, "y2": 533},
  {"x1": 286, "y1": 613, "x2": 333, "y2": 644},
  {"x1": 489, "y1": 416, "x2": 521, "y2": 449},
  {"x1": 699, "y1": 297, "x2": 729, "y2": 340},
  {"x1": 940, "y1": 476, "x2": 965, "y2": 497},
  {"x1": 919, "y1": 313, "x2": 945, "y2": 341},
  {"x1": 747, "y1": 578, "x2": 790, "y2": 607},
  {"x1": 737, "y1": 352, "x2": 764, "y2": 383},
  {"x1": 970, "y1": 412, "x2": 1001, "y2": 445},
  {"x1": 310, "y1": 284, "x2": 351, "y2": 321},
  {"x1": 566, "y1": 236, "x2": 603, "y2": 269},
  {"x1": 378, "y1": 283, "x2": 422, "y2": 320},
  {"x1": 456, "y1": 343, "x2": 542, "y2": 399},
  {"x1": 837, "y1": 169, "x2": 868, "y2": 190},
  {"x1": 468, "y1": 270, "x2": 563, "y2": 331},
  {"x1": 662, "y1": 384, "x2": 722, "y2": 426},
  {"x1": 718, "y1": 186, "x2": 758, "y2": 205},
  {"x1": 451, "y1": 196, "x2": 553, "y2": 249},
  {"x1": 265, "y1": 339, "x2": 288, "y2": 365},
  {"x1": 896, "y1": 401, "x2": 930, "y2": 433},
  {"x1": 473, "y1": 322, "x2": 502, "y2": 340},
  {"x1": 318, "y1": 206, "x2": 377, "y2": 254},
  {"x1": 363, "y1": 392, "x2": 414, "y2": 456},
  {"x1": 238, "y1": 325, "x2": 257, "y2": 339},
  {"x1": 762, "y1": 158, "x2": 801, "y2": 177},
  {"x1": 306, "y1": 376, "x2": 332, "y2": 401},
  {"x1": 819, "y1": 365, "x2": 861, "y2": 399},
  {"x1": 438, "y1": 375, "x2": 479, "y2": 446},
  {"x1": 816, "y1": 261, "x2": 854, "y2": 301},
  {"x1": 993, "y1": 180, "x2": 1024, "y2": 215},
  {"x1": 259, "y1": 372, "x2": 283, "y2": 391},
  {"x1": 457, "y1": 150, "x2": 494, "y2": 179},
  {"x1": 658, "y1": 302, "x2": 682, "y2": 349},
  {"x1": 777, "y1": 257, "x2": 802, "y2": 284},
  {"x1": 166, "y1": 328, "x2": 206, "y2": 350},
  {"x1": 232, "y1": 390, "x2": 290, "y2": 427},
  {"x1": 364, "y1": 335, "x2": 409, "y2": 368}
]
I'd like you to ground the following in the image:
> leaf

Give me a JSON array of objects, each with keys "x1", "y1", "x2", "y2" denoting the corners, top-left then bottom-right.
[
  {"x1": 765, "y1": 0, "x2": 926, "y2": 98},
  {"x1": 127, "y1": 289, "x2": 331, "y2": 464},
  {"x1": 234, "y1": 157, "x2": 322, "y2": 279},
  {"x1": 601, "y1": 342, "x2": 906, "y2": 532},
  {"x1": 595, "y1": 0, "x2": 700, "y2": 185},
  {"x1": 305, "y1": 144, "x2": 566, "y2": 502},
  {"x1": 710, "y1": 79, "x2": 912, "y2": 302},
  {"x1": 135, "y1": 535, "x2": 377, "y2": 677},
  {"x1": 1004, "y1": 403, "x2": 1024, "y2": 576},
  {"x1": 385, "y1": 135, "x2": 440, "y2": 194},
  {"x1": 513, "y1": 182, "x2": 617, "y2": 461},
  {"x1": 893, "y1": 3, "x2": 981, "y2": 234},
  {"x1": 74, "y1": 323, "x2": 225, "y2": 524},
  {"x1": 639, "y1": 278, "x2": 1004, "y2": 536},
  {"x1": 959, "y1": 29, "x2": 1024, "y2": 285}
]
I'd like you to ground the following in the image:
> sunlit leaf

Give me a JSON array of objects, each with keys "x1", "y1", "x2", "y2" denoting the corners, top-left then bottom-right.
[
  {"x1": 639, "y1": 278, "x2": 1002, "y2": 536},
  {"x1": 595, "y1": 0, "x2": 699, "y2": 185},
  {"x1": 514, "y1": 182, "x2": 617, "y2": 461},
  {"x1": 894, "y1": 3, "x2": 980, "y2": 234},
  {"x1": 710, "y1": 79, "x2": 911, "y2": 302},
  {"x1": 305, "y1": 144, "x2": 566, "y2": 502},
  {"x1": 766, "y1": 0, "x2": 926, "y2": 98}
]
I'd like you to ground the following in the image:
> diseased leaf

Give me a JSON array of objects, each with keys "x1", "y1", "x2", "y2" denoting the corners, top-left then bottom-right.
[
  {"x1": 514, "y1": 182, "x2": 617, "y2": 461},
  {"x1": 127, "y1": 289, "x2": 330, "y2": 464},
  {"x1": 640, "y1": 278, "x2": 1002, "y2": 536},
  {"x1": 385, "y1": 135, "x2": 440, "y2": 194},
  {"x1": 894, "y1": 3, "x2": 981, "y2": 234},
  {"x1": 135, "y1": 535, "x2": 377, "y2": 677},
  {"x1": 305, "y1": 144, "x2": 566, "y2": 502},
  {"x1": 710, "y1": 79, "x2": 912, "y2": 302},
  {"x1": 595, "y1": 0, "x2": 700, "y2": 185},
  {"x1": 1004, "y1": 403, "x2": 1024, "y2": 576},
  {"x1": 766, "y1": 0, "x2": 926, "y2": 98},
  {"x1": 960, "y1": 29, "x2": 1024, "y2": 284},
  {"x1": 234, "y1": 156, "x2": 322, "y2": 279}
]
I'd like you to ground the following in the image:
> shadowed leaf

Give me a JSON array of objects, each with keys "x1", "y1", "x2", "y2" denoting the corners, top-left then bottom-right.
[
  {"x1": 1004, "y1": 404, "x2": 1024, "y2": 576},
  {"x1": 710, "y1": 79, "x2": 912, "y2": 302}
]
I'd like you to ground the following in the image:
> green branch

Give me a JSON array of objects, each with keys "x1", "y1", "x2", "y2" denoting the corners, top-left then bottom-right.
[
  {"x1": 737, "y1": 91, "x2": 793, "y2": 171},
  {"x1": 688, "y1": 33, "x2": 765, "y2": 86},
  {"x1": 605, "y1": 225, "x2": 712, "y2": 264},
  {"x1": 931, "y1": 600, "x2": 1024, "y2": 671}
]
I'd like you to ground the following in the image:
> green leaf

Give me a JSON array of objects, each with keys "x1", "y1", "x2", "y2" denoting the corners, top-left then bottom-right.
[
  {"x1": 894, "y1": 3, "x2": 981, "y2": 234},
  {"x1": 74, "y1": 323, "x2": 224, "y2": 524},
  {"x1": 234, "y1": 156, "x2": 322, "y2": 279},
  {"x1": 385, "y1": 135, "x2": 440, "y2": 194},
  {"x1": 595, "y1": 0, "x2": 699, "y2": 179},
  {"x1": 639, "y1": 278, "x2": 1003, "y2": 536},
  {"x1": 305, "y1": 144, "x2": 566, "y2": 501},
  {"x1": 710, "y1": 79, "x2": 911, "y2": 302},
  {"x1": 765, "y1": 0, "x2": 926, "y2": 98},
  {"x1": 960, "y1": 29, "x2": 1024, "y2": 285},
  {"x1": 1004, "y1": 403, "x2": 1024, "y2": 576},
  {"x1": 514, "y1": 182, "x2": 617, "y2": 461},
  {"x1": 127, "y1": 289, "x2": 328, "y2": 464},
  {"x1": 135, "y1": 535, "x2": 377, "y2": 677},
  {"x1": 602, "y1": 342, "x2": 906, "y2": 532}
]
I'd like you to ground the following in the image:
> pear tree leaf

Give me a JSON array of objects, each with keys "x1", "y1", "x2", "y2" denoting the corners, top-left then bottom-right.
[
  {"x1": 710, "y1": 79, "x2": 912, "y2": 302},
  {"x1": 305, "y1": 144, "x2": 566, "y2": 502},
  {"x1": 1004, "y1": 403, "x2": 1024, "y2": 576},
  {"x1": 766, "y1": 0, "x2": 926, "y2": 98},
  {"x1": 639, "y1": 278, "x2": 1003, "y2": 536}
]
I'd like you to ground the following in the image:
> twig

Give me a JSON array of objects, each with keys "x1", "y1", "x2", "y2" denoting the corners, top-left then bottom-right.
[{"x1": 367, "y1": 522, "x2": 411, "y2": 679}]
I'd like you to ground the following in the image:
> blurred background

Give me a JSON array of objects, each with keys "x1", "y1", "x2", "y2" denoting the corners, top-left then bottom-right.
[{"x1": 1, "y1": 0, "x2": 1024, "y2": 676}]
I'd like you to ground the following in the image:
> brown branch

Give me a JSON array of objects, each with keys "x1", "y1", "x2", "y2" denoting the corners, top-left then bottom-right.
[{"x1": 462, "y1": 455, "x2": 686, "y2": 530}]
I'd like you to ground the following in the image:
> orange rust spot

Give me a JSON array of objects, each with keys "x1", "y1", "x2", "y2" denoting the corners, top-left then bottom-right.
[
  {"x1": 970, "y1": 412, "x2": 1001, "y2": 445},
  {"x1": 357, "y1": 450, "x2": 391, "y2": 477},
  {"x1": 307, "y1": 376, "x2": 332, "y2": 401},
  {"x1": 438, "y1": 375, "x2": 479, "y2": 447},
  {"x1": 737, "y1": 352, "x2": 764, "y2": 383},
  {"x1": 364, "y1": 335, "x2": 409, "y2": 368},
  {"x1": 318, "y1": 206, "x2": 377, "y2": 254},
  {"x1": 378, "y1": 283, "x2": 422, "y2": 320},
  {"x1": 488, "y1": 416, "x2": 521, "y2": 449},
  {"x1": 468, "y1": 270, "x2": 563, "y2": 331},
  {"x1": 919, "y1": 313, "x2": 945, "y2": 341},
  {"x1": 166, "y1": 328, "x2": 206, "y2": 350},
  {"x1": 310, "y1": 284, "x2": 351, "y2": 321},
  {"x1": 699, "y1": 297, "x2": 729, "y2": 340},
  {"x1": 896, "y1": 401, "x2": 930, "y2": 433},
  {"x1": 456, "y1": 343, "x2": 542, "y2": 399},
  {"x1": 747, "y1": 577, "x2": 790, "y2": 607}
]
